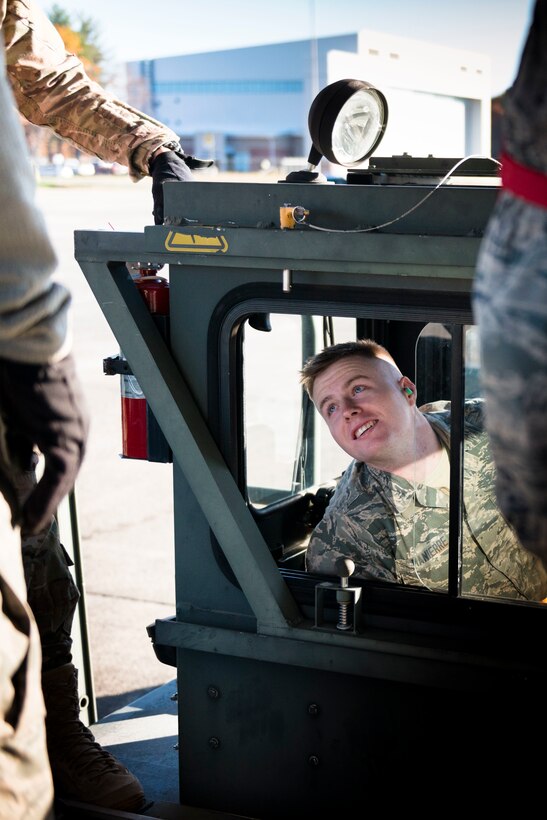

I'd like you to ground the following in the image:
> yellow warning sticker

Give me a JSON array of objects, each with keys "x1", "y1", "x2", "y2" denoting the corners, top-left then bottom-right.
[{"x1": 165, "y1": 231, "x2": 229, "y2": 253}]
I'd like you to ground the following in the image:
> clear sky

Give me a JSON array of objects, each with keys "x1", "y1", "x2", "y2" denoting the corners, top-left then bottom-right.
[{"x1": 37, "y1": 0, "x2": 534, "y2": 96}]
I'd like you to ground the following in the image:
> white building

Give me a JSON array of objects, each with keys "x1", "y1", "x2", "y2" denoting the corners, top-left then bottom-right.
[{"x1": 126, "y1": 30, "x2": 491, "y2": 171}]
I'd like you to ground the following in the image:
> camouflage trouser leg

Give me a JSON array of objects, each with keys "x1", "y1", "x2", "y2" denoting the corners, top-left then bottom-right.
[
  {"x1": 22, "y1": 517, "x2": 80, "y2": 673},
  {"x1": 10, "y1": 463, "x2": 80, "y2": 674},
  {"x1": 0, "y1": 482, "x2": 54, "y2": 818},
  {"x1": 473, "y1": 191, "x2": 547, "y2": 562}
]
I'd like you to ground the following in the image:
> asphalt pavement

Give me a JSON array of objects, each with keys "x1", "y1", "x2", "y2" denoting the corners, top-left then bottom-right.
[
  {"x1": 38, "y1": 174, "x2": 178, "y2": 718},
  {"x1": 38, "y1": 168, "x2": 282, "y2": 719}
]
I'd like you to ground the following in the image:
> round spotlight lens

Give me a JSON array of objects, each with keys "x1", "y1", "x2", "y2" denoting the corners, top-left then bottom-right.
[
  {"x1": 306, "y1": 79, "x2": 388, "y2": 170},
  {"x1": 331, "y1": 88, "x2": 386, "y2": 166}
]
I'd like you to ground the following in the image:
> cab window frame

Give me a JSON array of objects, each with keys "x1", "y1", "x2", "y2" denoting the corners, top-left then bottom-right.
[{"x1": 207, "y1": 282, "x2": 547, "y2": 645}]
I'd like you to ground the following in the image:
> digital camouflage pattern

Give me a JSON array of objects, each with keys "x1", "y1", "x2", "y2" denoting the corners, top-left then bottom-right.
[
  {"x1": 474, "y1": 196, "x2": 547, "y2": 565},
  {"x1": 22, "y1": 519, "x2": 79, "y2": 673},
  {"x1": 306, "y1": 400, "x2": 547, "y2": 601},
  {"x1": 5, "y1": 454, "x2": 80, "y2": 673},
  {"x1": 473, "y1": 0, "x2": 547, "y2": 563},
  {"x1": 1, "y1": 0, "x2": 180, "y2": 180}
]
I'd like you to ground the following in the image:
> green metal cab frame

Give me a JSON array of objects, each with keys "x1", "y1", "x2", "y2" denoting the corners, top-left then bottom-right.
[{"x1": 75, "y1": 179, "x2": 546, "y2": 815}]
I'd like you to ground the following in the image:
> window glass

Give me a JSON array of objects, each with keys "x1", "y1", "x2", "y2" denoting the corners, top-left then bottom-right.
[
  {"x1": 392, "y1": 322, "x2": 452, "y2": 592},
  {"x1": 301, "y1": 320, "x2": 454, "y2": 587},
  {"x1": 243, "y1": 316, "x2": 546, "y2": 605},
  {"x1": 244, "y1": 314, "x2": 354, "y2": 506}
]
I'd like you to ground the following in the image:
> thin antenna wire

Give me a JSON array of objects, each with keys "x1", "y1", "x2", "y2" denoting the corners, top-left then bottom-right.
[{"x1": 300, "y1": 155, "x2": 502, "y2": 234}]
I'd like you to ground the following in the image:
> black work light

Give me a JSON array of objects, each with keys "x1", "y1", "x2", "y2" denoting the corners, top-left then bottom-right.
[
  {"x1": 285, "y1": 79, "x2": 388, "y2": 182},
  {"x1": 308, "y1": 79, "x2": 388, "y2": 166}
]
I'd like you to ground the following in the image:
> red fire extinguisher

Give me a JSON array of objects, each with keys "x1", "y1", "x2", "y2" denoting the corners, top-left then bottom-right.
[{"x1": 120, "y1": 263, "x2": 170, "y2": 460}]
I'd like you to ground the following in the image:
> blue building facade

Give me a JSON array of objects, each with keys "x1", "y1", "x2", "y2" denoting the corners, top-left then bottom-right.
[
  {"x1": 126, "y1": 31, "x2": 490, "y2": 172},
  {"x1": 126, "y1": 35, "x2": 357, "y2": 170}
]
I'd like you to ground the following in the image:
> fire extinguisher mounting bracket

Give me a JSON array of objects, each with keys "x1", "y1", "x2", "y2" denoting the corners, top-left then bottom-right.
[{"x1": 103, "y1": 354, "x2": 133, "y2": 376}]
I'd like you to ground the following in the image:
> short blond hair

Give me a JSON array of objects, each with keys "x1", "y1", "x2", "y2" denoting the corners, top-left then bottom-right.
[{"x1": 300, "y1": 339, "x2": 397, "y2": 398}]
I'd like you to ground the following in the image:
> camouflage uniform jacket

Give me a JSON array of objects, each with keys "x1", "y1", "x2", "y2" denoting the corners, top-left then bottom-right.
[
  {"x1": 1, "y1": 0, "x2": 180, "y2": 180},
  {"x1": 0, "y1": 0, "x2": 181, "y2": 364},
  {"x1": 473, "y1": 0, "x2": 547, "y2": 560},
  {"x1": 306, "y1": 400, "x2": 547, "y2": 601}
]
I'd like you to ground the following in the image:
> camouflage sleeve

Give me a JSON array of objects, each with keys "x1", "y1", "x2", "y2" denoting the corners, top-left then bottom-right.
[
  {"x1": 306, "y1": 518, "x2": 398, "y2": 583},
  {"x1": 3, "y1": 0, "x2": 181, "y2": 180},
  {"x1": 306, "y1": 467, "x2": 398, "y2": 583},
  {"x1": 0, "y1": 42, "x2": 69, "y2": 365},
  {"x1": 462, "y1": 394, "x2": 547, "y2": 598},
  {"x1": 421, "y1": 399, "x2": 484, "y2": 437},
  {"x1": 462, "y1": 398, "x2": 484, "y2": 434}
]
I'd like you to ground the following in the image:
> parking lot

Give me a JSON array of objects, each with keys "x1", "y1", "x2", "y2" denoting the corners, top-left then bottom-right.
[{"x1": 39, "y1": 174, "x2": 178, "y2": 717}]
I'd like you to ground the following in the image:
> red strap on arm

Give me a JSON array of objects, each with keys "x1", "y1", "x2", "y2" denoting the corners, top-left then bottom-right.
[{"x1": 501, "y1": 152, "x2": 547, "y2": 209}]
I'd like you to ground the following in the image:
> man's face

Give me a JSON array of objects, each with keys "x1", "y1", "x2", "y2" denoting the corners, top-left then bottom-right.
[{"x1": 311, "y1": 355, "x2": 416, "y2": 470}]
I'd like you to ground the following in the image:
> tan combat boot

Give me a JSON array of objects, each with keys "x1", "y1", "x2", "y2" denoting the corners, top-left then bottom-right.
[{"x1": 42, "y1": 663, "x2": 146, "y2": 811}]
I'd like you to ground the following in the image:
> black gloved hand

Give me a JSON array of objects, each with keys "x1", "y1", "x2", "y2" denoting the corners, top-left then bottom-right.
[
  {"x1": 150, "y1": 150, "x2": 193, "y2": 225},
  {"x1": 0, "y1": 354, "x2": 89, "y2": 535}
]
